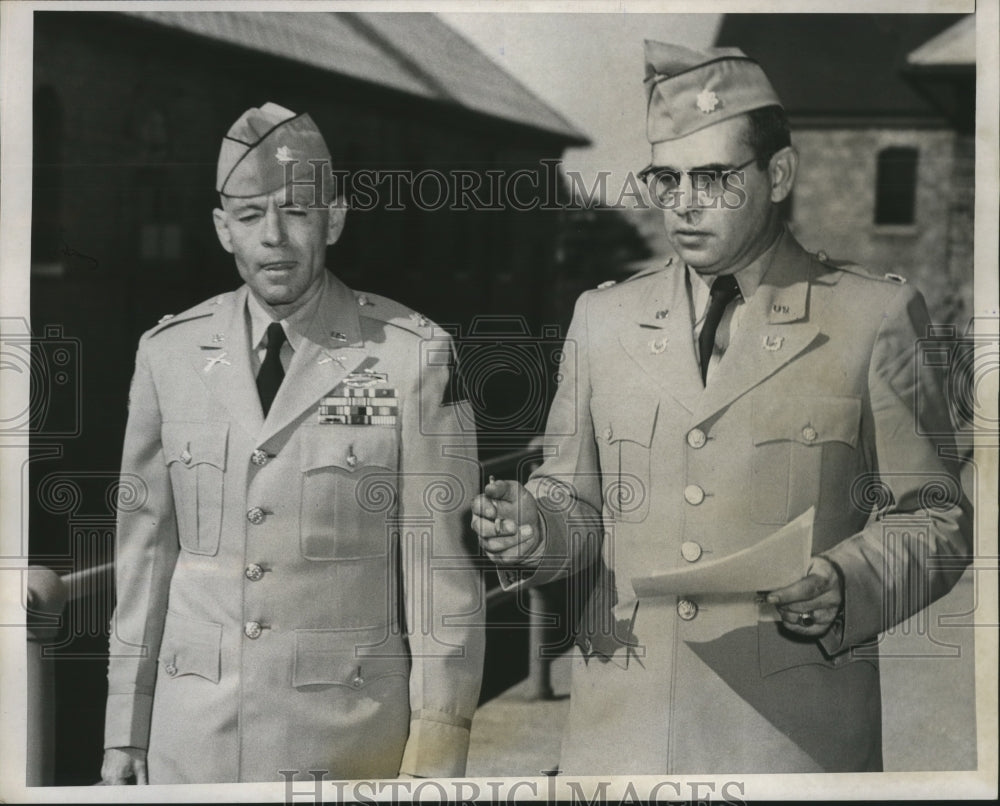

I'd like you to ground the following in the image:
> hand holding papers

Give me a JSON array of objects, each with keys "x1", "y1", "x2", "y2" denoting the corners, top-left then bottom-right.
[{"x1": 631, "y1": 506, "x2": 815, "y2": 598}]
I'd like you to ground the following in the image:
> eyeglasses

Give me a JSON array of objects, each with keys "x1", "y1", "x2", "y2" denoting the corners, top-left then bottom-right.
[{"x1": 638, "y1": 156, "x2": 760, "y2": 205}]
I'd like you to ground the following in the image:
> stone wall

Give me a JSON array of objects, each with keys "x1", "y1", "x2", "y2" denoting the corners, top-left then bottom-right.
[{"x1": 790, "y1": 127, "x2": 973, "y2": 326}]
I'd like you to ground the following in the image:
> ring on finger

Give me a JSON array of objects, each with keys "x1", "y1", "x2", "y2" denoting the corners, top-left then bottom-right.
[{"x1": 796, "y1": 611, "x2": 816, "y2": 627}]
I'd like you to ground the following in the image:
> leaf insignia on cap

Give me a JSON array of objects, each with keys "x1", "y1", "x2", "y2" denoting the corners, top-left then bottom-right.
[
  {"x1": 696, "y1": 89, "x2": 720, "y2": 114},
  {"x1": 275, "y1": 145, "x2": 294, "y2": 163}
]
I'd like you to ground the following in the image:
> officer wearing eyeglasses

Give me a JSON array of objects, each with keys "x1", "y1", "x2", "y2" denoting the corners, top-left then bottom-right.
[{"x1": 472, "y1": 41, "x2": 970, "y2": 773}]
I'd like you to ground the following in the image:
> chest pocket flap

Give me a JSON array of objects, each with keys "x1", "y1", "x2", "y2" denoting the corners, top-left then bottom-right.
[
  {"x1": 752, "y1": 396, "x2": 861, "y2": 448},
  {"x1": 300, "y1": 426, "x2": 399, "y2": 473},
  {"x1": 590, "y1": 394, "x2": 659, "y2": 448},
  {"x1": 162, "y1": 422, "x2": 229, "y2": 470},
  {"x1": 299, "y1": 426, "x2": 400, "y2": 561},
  {"x1": 590, "y1": 394, "x2": 658, "y2": 523},
  {"x1": 161, "y1": 422, "x2": 228, "y2": 555}
]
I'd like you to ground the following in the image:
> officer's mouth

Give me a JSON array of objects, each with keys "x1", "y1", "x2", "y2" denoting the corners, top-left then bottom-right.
[
  {"x1": 673, "y1": 229, "x2": 712, "y2": 243},
  {"x1": 260, "y1": 261, "x2": 298, "y2": 272}
]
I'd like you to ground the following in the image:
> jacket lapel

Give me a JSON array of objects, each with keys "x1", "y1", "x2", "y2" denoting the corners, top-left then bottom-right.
[
  {"x1": 194, "y1": 287, "x2": 265, "y2": 437},
  {"x1": 618, "y1": 263, "x2": 703, "y2": 413},
  {"x1": 692, "y1": 236, "x2": 822, "y2": 425},
  {"x1": 257, "y1": 273, "x2": 367, "y2": 445}
]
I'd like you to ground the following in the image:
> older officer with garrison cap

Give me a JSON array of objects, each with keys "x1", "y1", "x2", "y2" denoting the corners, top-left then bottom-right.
[
  {"x1": 102, "y1": 103, "x2": 483, "y2": 784},
  {"x1": 474, "y1": 42, "x2": 971, "y2": 773}
]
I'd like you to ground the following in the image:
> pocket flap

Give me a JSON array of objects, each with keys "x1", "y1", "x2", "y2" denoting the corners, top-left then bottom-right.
[
  {"x1": 158, "y1": 610, "x2": 222, "y2": 683},
  {"x1": 292, "y1": 628, "x2": 409, "y2": 688},
  {"x1": 590, "y1": 394, "x2": 659, "y2": 448},
  {"x1": 752, "y1": 396, "x2": 860, "y2": 448},
  {"x1": 757, "y1": 619, "x2": 876, "y2": 677},
  {"x1": 300, "y1": 426, "x2": 398, "y2": 473},
  {"x1": 162, "y1": 422, "x2": 229, "y2": 470}
]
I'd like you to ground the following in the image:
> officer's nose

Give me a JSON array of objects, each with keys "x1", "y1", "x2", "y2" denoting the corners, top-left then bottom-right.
[
  {"x1": 671, "y1": 173, "x2": 707, "y2": 220},
  {"x1": 261, "y1": 200, "x2": 288, "y2": 247}
]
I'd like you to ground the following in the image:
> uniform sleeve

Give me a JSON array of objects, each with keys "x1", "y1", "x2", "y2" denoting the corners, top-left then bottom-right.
[
  {"x1": 397, "y1": 333, "x2": 484, "y2": 778},
  {"x1": 501, "y1": 291, "x2": 605, "y2": 591},
  {"x1": 104, "y1": 339, "x2": 179, "y2": 748},
  {"x1": 820, "y1": 284, "x2": 973, "y2": 654}
]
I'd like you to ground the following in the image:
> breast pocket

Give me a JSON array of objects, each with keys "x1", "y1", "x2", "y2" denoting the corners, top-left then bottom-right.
[
  {"x1": 300, "y1": 426, "x2": 399, "y2": 560},
  {"x1": 590, "y1": 395, "x2": 658, "y2": 523},
  {"x1": 749, "y1": 395, "x2": 861, "y2": 525},
  {"x1": 161, "y1": 422, "x2": 228, "y2": 556}
]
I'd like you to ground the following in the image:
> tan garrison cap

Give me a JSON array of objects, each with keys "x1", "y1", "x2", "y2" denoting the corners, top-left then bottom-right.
[
  {"x1": 643, "y1": 41, "x2": 782, "y2": 143},
  {"x1": 216, "y1": 102, "x2": 332, "y2": 197}
]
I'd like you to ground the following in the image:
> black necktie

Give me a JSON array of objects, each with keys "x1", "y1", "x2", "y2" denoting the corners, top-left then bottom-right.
[
  {"x1": 256, "y1": 322, "x2": 287, "y2": 416},
  {"x1": 698, "y1": 274, "x2": 741, "y2": 384}
]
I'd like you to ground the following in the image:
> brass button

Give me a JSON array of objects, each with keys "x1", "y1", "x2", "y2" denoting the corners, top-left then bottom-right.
[
  {"x1": 346, "y1": 451, "x2": 359, "y2": 469},
  {"x1": 602, "y1": 426, "x2": 613, "y2": 442},
  {"x1": 244, "y1": 563, "x2": 264, "y2": 582},
  {"x1": 246, "y1": 507, "x2": 265, "y2": 525},
  {"x1": 244, "y1": 621, "x2": 263, "y2": 640},
  {"x1": 164, "y1": 663, "x2": 178, "y2": 677},
  {"x1": 352, "y1": 674, "x2": 365, "y2": 688},
  {"x1": 677, "y1": 599, "x2": 698, "y2": 621},
  {"x1": 680, "y1": 541, "x2": 703, "y2": 562},
  {"x1": 802, "y1": 426, "x2": 818, "y2": 443},
  {"x1": 180, "y1": 448, "x2": 192, "y2": 465},
  {"x1": 251, "y1": 449, "x2": 269, "y2": 466},
  {"x1": 683, "y1": 485, "x2": 705, "y2": 505},
  {"x1": 686, "y1": 428, "x2": 707, "y2": 449}
]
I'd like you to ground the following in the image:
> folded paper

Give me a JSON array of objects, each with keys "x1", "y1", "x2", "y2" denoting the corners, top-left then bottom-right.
[{"x1": 631, "y1": 506, "x2": 814, "y2": 598}]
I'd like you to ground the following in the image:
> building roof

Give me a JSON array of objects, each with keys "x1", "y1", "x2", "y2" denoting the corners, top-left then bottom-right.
[
  {"x1": 715, "y1": 13, "x2": 968, "y2": 121},
  {"x1": 122, "y1": 10, "x2": 589, "y2": 145},
  {"x1": 908, "y1": 14, "x2": 975, "y2": 67}
]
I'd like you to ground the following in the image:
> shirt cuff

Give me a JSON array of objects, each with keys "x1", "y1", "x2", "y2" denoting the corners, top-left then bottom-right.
[
  {"x1": 103, "y1": 692, "x2": 153, "y2": 750},
  {"x1": 817, "y1": 554, "x2": 852, "y2": 657},
  {"x1": 398, "y1": 711, "x2": 472, "y2": 778}
]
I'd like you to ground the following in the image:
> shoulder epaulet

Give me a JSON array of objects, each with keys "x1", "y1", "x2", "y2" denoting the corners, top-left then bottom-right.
[
  {"x1": 594, "y1": 257, "x2": 674, "y2": 291},
  {"x1": 354, "y1": 291, "x2": 439, "y2": 337},
  {"x1": 814, "y1": 250, "x2": 907, "y2": 285},
  {"x1": 145, "y1": 293, "x2": 228, "y2": 338}
]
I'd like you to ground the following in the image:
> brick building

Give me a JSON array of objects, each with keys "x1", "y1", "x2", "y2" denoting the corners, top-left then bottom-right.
[{"x1": 715, "y1": 13, "x2": 974, "y2": 327}]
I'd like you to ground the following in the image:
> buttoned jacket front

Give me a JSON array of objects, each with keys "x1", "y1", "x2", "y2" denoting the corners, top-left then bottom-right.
[
  {"x1": 512, "y1": 231, "x2": 971, "y2": 774},
  {"x1": 105, "y1": 272, "x2": 484, "y2": 783}
]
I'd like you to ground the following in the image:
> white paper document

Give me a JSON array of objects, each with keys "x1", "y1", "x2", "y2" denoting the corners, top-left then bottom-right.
[{"x1": 631, "y1": 506, "x2": 815, "y2": 597}]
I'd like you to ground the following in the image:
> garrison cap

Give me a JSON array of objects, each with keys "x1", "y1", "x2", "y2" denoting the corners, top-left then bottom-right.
[
  {"x1": 216, "y1": 102, "x2": 332, "y2": 198},
  {"x1": 643, "y1": 41, "x2": 782, "y2": 143}
]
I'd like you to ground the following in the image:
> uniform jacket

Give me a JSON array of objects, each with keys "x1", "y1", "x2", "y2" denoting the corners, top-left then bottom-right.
[
  {"x1": 105, "y1": 271, "x2": 484, "y2": 783},
  {"x1": 507, "y1": 231, "x2": 971, "y2": 774}
]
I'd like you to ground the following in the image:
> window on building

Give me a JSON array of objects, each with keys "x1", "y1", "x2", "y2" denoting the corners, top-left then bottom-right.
[{"x1": 874, "y1": 147, "x2": 918, "y2": 226}]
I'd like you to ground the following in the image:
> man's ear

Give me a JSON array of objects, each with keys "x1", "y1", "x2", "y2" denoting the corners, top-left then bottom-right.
[
  {"x1": 768, "y1": 146, "x2": 798, "y2": 204},
  {"x1": 326, "y1": 200, "x2": 348, "y2": 246},
  {"x1": 212, "y1": 208, "x2": 235, "y2": 254}
]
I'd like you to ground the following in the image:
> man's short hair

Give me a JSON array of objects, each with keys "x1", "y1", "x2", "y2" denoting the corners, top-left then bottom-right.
[{"x1": 744, "y1": 105, "x2": 791, "y2": 169}]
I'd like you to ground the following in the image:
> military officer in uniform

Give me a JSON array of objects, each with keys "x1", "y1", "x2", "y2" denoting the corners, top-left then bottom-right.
[
  {"x1": 101, "y1": 103, "x2": 484, "y2": 784},
  {"x1": 473, "y1": 42, "x2": 971, "y2": 773}
]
